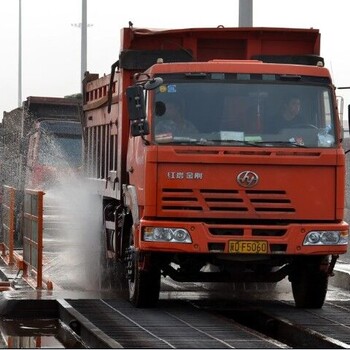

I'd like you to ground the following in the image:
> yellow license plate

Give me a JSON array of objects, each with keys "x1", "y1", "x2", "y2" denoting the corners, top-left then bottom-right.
[{"x1": 229, "y1": 240, "x2": 268, "y2": 254}]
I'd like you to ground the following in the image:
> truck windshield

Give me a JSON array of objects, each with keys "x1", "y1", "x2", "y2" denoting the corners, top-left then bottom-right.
[
  {"x1": 38, "y1": 134, "x2": 82, "y2": 167},
  {"x1": 152, "y1": 75, "x2": 336, "y2": 148}
]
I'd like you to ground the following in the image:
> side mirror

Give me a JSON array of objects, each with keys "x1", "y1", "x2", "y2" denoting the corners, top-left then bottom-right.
[
  {"x1": 126, "y1": 85, "x2": 146, "y2": 121},
  {"x1": 144, "y1": 77, "x2": 163, "y2": 90},
  {"x1": 130, "y1": 120, "x2": 150, "y2": 137},
  {"x1": 126, "y1": 85, "x2": 149, "y2": 137},
  {"x1": 155, "y1": 101, "x2": 166, "y2": 116}
]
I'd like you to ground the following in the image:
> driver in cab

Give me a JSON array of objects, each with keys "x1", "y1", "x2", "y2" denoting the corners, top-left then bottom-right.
[{"x1": 155, "y1": 100, "x2": 197, "y2": 140}]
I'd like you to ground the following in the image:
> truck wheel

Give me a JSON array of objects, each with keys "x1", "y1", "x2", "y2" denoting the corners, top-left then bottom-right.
[
  {"x1": 291, "y1": 267, "x2": 328, "y2": 308},
  {"x1": 128, "y1": 249, "x2": 161, "y2": 308}
]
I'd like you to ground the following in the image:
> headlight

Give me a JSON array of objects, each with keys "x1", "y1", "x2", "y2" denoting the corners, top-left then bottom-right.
[
  {"x1": 144, "y1": 227, "x2": 192, "y2": 243},
  {"x1": 303, "y1": 230, "x2": 348, "y2": 245}
]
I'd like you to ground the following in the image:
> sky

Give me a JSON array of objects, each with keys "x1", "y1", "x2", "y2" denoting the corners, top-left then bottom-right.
[{"x1": 1, "y1": 0, "x2": 350, "y2": 124}]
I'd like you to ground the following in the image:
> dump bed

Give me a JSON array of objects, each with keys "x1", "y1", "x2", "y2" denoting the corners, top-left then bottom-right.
[
  {"x1": 23, "y1": 96, "x2": 81, "y2": 122},
  {"x1": 119, "y1": 27, "x2": 321, "y2": 70}
]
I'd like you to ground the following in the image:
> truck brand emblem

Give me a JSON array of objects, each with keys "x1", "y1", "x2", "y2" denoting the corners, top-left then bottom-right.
[{"x1": 237, "y1": 171, "x2": 259, "y2": 188}]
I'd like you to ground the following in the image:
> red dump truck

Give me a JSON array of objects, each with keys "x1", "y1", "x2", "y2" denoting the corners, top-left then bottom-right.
[
  {"x1": 1, "y1": 96, "x2": 82, "y2": 243},
  {"x1": 82, "y1": 27, "x2": 349, "y2": 308},
  {"x1": 1, "y1": 96, "x2": 82, "y2": 190}
]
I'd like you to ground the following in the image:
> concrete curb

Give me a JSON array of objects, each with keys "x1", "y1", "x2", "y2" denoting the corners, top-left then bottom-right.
[
  {"x1": 0, "y1": 294, "x2": 58, "y2": 318},
  {"x1": 331, "y1": 268, "x2": 350, "y2": 290}
]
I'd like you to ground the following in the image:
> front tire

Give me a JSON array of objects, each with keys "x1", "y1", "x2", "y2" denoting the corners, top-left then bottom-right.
[
  {"x1": 128, "y1": 249, "x2": 161, "y2": 308},
  {"x1": 290, "y1": 258, "x2": 329, "y2": 308}
]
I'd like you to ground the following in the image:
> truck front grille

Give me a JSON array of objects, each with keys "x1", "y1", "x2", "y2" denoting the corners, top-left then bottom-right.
[{"x1": 160, "y1": 188, "x2": 295, "y2": 215}]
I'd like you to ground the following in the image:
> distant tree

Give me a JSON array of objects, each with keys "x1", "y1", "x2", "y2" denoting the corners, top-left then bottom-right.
[{"x1": 64, "y1": 93, "x2": 82, "y2": 101}]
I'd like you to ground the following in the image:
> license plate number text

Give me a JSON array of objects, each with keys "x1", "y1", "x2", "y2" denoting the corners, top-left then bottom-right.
[{"x1": 229, "y1": 240, "x2": 268, "y2": 254}]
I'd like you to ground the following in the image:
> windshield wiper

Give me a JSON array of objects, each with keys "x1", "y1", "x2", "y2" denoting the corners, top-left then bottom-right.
[
  {"x1": 170, "y1": 137, "x2": 207, "y2": 144},
  {"x1": 210, "y1": 139, "x2": 263, "y2": 147},
  {"x1": 171, "y1": 138, "x2": 264, "y2": 146},
  {"x1": 165, "y1": 137, "x2": 308, "y2": 148},
  {"x1": 255, "y1": 141, "x2": 307, "y2": 148}
]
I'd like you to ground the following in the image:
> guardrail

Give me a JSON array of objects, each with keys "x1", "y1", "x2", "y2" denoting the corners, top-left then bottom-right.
[
  {"x1": 0, "y1": 186, "x2": 52, "y2": 290},
  {"x1": 0, "y1": 186, "x2": 21, "y2": 267},
  {"x1": 22, "y1": 189, "x2": 52, "y2": 290}
]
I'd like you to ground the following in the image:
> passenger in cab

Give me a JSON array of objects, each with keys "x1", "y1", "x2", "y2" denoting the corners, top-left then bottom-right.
[{"x1": 270, "y1": 96, "x2": 302, "y2": 133}]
